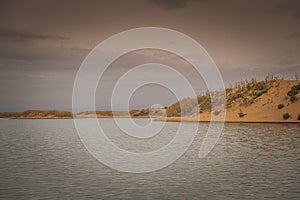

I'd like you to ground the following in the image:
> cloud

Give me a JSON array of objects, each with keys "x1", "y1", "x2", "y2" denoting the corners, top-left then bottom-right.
[
  {"x1": 150, "y1": 0, "x2": 208, "y2": 9},
  {"x1": 0, "y1": 27, "x2": 70, "y2": 42},
  {"x1": 70, "y1": 46, "x2": 91, "y2": 52},
  {"x1": 288, "y1": 32, "x2": 300, "y2": 38},
  {"x1": 272, "y1": 0, "x2": 300, "y2": 19},
  {"x1": 276, "y1": 60, "x2": 297, "y2": 66}
]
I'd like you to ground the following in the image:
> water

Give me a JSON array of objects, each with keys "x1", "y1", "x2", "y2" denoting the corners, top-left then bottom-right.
[{"x1": 0, "y1": 119, "x2": 299, "y2": 199}]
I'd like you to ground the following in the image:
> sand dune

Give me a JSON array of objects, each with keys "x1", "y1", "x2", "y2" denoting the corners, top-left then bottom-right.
[{"x1": 163, "y1": 80, "x2": 300, "y2": 123}]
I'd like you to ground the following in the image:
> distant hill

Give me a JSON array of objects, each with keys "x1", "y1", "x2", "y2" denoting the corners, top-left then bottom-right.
[
  {"x1": 0, "y1": 110, "x2": 73, "y2": 119},
  {"x1": 74, "y1": 109, "x2": 165, "y2": 118},
  {"x1": 0, "y1": 109, "x2": 165, "y2": 119}
]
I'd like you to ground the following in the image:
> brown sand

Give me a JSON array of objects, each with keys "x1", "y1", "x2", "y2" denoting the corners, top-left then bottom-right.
[{"x1": 162, "y1": 80, "x2": 300, "y2": 123}]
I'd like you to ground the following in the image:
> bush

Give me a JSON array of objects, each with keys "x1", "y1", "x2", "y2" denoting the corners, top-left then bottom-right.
[
  {"x1": 181, "y1": 98, "x2": 198, "y2": 115},
  {"x1": 298, "y1": 114, "x2": 300, "y2": 120},
  {"x1": 197, "y1": 95, "x2": 211, "y2": 112},
  {"x1": 238, "y1": 112, "x2": 246, "y2": 117},
  {"x1": 253, "y1": 82, "x2": 266, "y2": 90},
  {"x1": 282, "y1": 113, "x2": 290, "y2": 120},
  {"x1": 231, "y1": 92, "x2": 244, "y2": 100},
  {"x1": 287, "y1": 90, "x2": 298, "y2": 96},
  {"x1": 252, "y1": 89, "x2": 268, "y2": 99},
  {"x1": 166, "y1": 108, "x2": 180, "y2": 117},
  {"x1": 277, "y1": 104, "x2": 284, "y2": 109},
  {"x1": 213, "y1": 110, "x2": 221, "y2": 116},
  {"x1": 290, "y1": 95, "x2": 298, "y2": 103},
  {"x1": 287, "y1": 83, "x2": 300, "y2": 103},
  {"x1": 287, "y1": 83, "x2": 300, "y2": 96},
  {"x1": 225, "y1": 88, "x2": 232, "y2": 95}
]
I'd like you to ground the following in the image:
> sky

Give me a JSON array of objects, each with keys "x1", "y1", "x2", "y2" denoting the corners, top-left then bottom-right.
[{"x1": 0, "y1": 0, "x2": 300, "y2": 111}]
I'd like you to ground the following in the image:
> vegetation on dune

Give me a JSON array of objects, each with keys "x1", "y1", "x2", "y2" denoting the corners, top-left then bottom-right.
[
  {"x1": 226, "y1": 78, "x2": 273, "y2": 107},
  {"x1": 96, "y1": 111, "x2": 113, "y2": 116},
  {"x1": 166, "y1": 108, "x2": 181, "y2": 117},
  {"x1": 166, "y1": 96, "x2": 208, "y2": 117},
  {"x1": 96, "y1": 110, "x2": 151, "y2": 117},
  {"x1": 251, "y1": 82, "x2": 270, "y2": 99},
  {"x1": 197, "y1": 95, "x2": 212, "y2": 112},
  {"x1": 213, "y1": 110, "x2": 221, "y2": 116},
  {"x1": 298, "y1": 114, "x2": 300, "y2": 120},
  {"x1": 95, "y1": 109, "x2": 152, "y2": 117},
  {"x1": 287, "y1": 83, "x2": 300, "y2": 96},
  {"x1": 238, "y1": 112, "x2": 246, "y2": 117},
  {"x1": 277, "y1": 104, "x2": 284, "y2": 109},
  {"x1": 165, "y1": 77, "x2": 295, "y2": 118},
  {"x1": 282, "y1": 113, "x2": 290, "y2": 120},
  {"x1": 287, "y1": 83, "x2": 300, "y2": 103},
  {"x1": 130, "y1": 109, "x2": 149, "y2": 117},
  {"x1": 289, "y1": 95, "x2": 298, "y2": 103}
]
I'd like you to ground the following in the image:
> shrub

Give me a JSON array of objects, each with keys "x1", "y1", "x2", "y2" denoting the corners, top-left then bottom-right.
[
  {"x1": 246, "y1": 84, "x2": 252, "y2": 90},
  {"x1": 213, "y1": 110, "x2": 221, "y2": 116},
  {"x1": 166, "y1": 101, "x2": 181, "y2": 117},
  {"x1": 166, "y1": 109, "x2": 180, "y2": 117},
  {"x1": 282, "y1": 113, "x2": 290, "y2": 120},
  {"x1": 277, "y1": 104, "x2": 284, "y2": 109},
  {"x1": 231, "y1": 91, "x2": 244, "y2": 100},
  {"x1": 252, "y1": 91, "x2": 261, "y2": 98},
  {"x1": 287, "y1": 90, "x2": 298, "y2": 96},
  {"x1": 97, "y1": 111, "x2": 113, "y2": 116},
  {"x1": 287, "y1": 83, "x2": 300, "y2": 103},
  {"x1": 287, "y1": 83, "x2": 300, "y2": 96},
  {"x1": 290, "y1": 95, "x2": 298, "y2": 103},
  {"x1": 238, "y1": 112, "x2": 246, "y2": 117},
  {"x1": 225, "y1": 88, "x2": 232, "y2": 95},
  {"x1": 197, "y1": 95, "x2": 211, "y2": 111},
  {"x1": 298, "y1": 114, "x2": 300, "y2": 120},
  {"x1": 180, "y1": 98, "x2": 198, "y2": 115},
  {"x1": 252, "y1": 89, "x2": 268, "y2": 99},
  {"x1": 253, "y1": 82, "x2": 266, "y2": 90}
]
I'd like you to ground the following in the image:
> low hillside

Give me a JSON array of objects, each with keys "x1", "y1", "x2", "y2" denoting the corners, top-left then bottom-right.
[{"x1": 165, "y1": 79, "x2": 300, "y2": 122}]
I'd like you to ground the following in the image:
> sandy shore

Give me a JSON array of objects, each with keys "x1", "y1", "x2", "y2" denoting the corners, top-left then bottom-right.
[
  {"x1": 159, "y1": 116, "x2": 300, "y2": 123},
  {"x1": 12, "y1": 115, "x2": 300, "y2": 123}
]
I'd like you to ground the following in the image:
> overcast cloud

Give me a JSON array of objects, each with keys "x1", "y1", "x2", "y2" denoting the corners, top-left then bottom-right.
[{"x1": 0, "y1": 0, "x2": 299, "y2": 111}]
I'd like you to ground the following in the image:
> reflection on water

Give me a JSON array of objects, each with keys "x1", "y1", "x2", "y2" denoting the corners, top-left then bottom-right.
[{"x1": 0, "y1": 119, "x2": 299, "y2": 199}]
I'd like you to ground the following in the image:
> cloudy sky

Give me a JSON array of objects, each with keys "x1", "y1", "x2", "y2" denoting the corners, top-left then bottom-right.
[{"x1": 0, "y1": 0, "x2": 300, "y2": 111}]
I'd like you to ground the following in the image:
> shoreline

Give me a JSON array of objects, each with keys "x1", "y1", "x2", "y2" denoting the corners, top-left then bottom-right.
[
  {"x1": 161, "y1": 118, "x2": 300, "y2": 124},
  {"x1": 3, "y1": 116, "x2": 300, "y2": 123}
]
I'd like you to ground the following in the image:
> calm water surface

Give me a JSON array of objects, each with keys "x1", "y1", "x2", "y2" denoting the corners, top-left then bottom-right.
[{"x1": 0, "y1": 119, "x2": 299, "y2": 199}]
